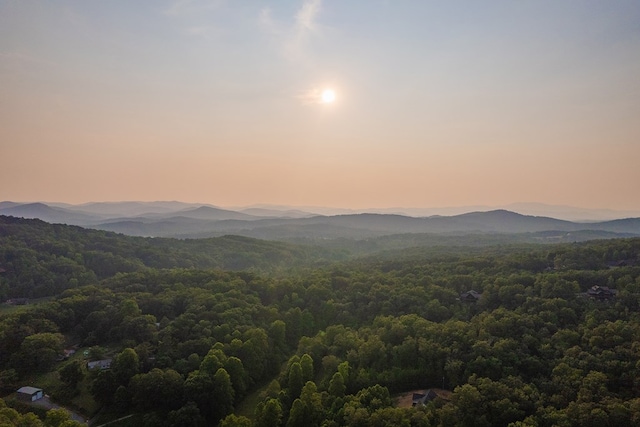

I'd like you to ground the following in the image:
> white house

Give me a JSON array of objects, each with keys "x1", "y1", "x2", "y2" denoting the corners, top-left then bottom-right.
[{"x1": 87, "y1": 358, "x2": 112, "y2": 370}]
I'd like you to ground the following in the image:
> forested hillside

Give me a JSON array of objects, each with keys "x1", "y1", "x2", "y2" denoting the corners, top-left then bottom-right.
[
  {"x1": 0, "y1": 216, "x2": 343, "y2": 299},
  {"x1": 1, "y1": 217, "x2": 640, "y2": 426}
]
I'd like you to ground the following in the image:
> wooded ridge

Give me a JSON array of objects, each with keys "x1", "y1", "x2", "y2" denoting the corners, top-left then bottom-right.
[{"x1": 1, "y1": 216, "x2": 640, "y2": 426}]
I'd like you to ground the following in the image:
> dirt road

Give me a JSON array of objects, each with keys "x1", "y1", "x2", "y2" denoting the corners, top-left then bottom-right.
[{"x1": 30, "y1": 395, "x2": 88, "y2": 424}]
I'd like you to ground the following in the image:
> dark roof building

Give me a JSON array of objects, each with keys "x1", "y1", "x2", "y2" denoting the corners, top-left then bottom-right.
[
  {"x1": 6, "y1": 298, "x2": 29, "y2": 305},
  {"x1": 459, "y1": 290, "x2": 482, "y2": 302},
  {"x1": 586, "y1": 285, "x2": 617, "y2": 301},
  {"x1": 412, "y1": 389, "x2": 438, "y2": 406}
]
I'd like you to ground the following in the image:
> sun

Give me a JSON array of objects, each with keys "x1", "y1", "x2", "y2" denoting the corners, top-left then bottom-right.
[{"x1": 321, "y1": 88, "x2": 336, "y2": 104}]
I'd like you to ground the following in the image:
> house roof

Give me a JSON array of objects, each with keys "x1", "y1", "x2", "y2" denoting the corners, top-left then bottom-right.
[
  {"x1": 17, "y1": 386, "x2": 43, "y2": 395},
  {"x1": 460, "y1": 290, "x2": 482, "y2": 300},
  {"x1": 587, "y1": 285, "x2": 617, "y2": 295},
  {"x1": 87, "y1": 359, "x2": 112, "y2": 369},
  {"x1": 412, "y1": 389, "x2": 438, "y2": 405}
]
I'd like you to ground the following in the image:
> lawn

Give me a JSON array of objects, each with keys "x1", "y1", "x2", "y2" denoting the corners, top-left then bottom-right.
[
  {"x1": 19, "y1": 348, "x2": 102, "y2": 418},
  {"x1": 235, "y1": 379, "x2": 277, "y2": 420}
]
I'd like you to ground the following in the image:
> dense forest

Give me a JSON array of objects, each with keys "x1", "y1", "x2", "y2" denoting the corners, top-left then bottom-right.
[
  {"x1": 1, "y1": 215, "x2": 640, "y2": 426},
  {"x1": 0, "y1": 215, "x2": 346, "y2": 300}
]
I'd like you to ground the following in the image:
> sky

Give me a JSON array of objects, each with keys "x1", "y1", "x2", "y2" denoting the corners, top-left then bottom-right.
[{"x1": 1, "y1": 0, "x2": 639, "y2": 210}]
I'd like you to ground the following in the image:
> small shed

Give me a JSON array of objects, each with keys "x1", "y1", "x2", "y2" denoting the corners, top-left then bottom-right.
[{"x1": 17, "y1": 386, "x2": 44, "y2": 401}]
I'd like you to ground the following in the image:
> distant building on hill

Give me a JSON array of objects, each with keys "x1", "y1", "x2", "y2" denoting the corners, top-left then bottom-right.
[
  {"x1": 17, "y1": 386, "x2": 44, "y2": 402},
  {"x1": 459, "y1": 290, "x2": 482, "y2": 302},
  {"x1": 412, "y1": 389, "x2": 438, "y2": 406},
  {"x1": 87, "y1": 359, "x2": 112, "y2": 370},
  {"x1": 607, "y1": 259, "x2": 635, "y2": 268},
  {"x1": 57, "y1": 348, "x2": 77, "y2": 361},
  {"x1": 5, "y1": 298, "x2": 29, "y2": 305},
  {"x1": 586, "y1": 285, "x2": 617, "y2": 301}
]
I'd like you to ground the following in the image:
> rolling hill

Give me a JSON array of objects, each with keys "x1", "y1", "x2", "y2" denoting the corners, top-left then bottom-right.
[{"x1": 2, "y1": 202, "x2": 639, "y2": 240}]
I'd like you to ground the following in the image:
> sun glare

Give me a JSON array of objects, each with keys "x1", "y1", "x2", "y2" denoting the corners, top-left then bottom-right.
[{"x1": 321, "y1": 88, "x2": 336, "y2": 104}]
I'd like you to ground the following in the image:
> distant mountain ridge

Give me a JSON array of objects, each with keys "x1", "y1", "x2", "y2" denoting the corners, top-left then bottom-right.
[
  {"x1": 233, "y1": 202, "x2": 640, "y2": 221},
  {"x1": 173, "y1": 205, "x2": 257, "y2": 221},
  {"x1": 239, "y1": 207, "x2": 314, "y2": 219},
  {"x1": 1, "y1": 201, "x2": 639, "y2": 240},
  {"x1": 0, "y1": 202, "x2": 100, "y2": 224}
]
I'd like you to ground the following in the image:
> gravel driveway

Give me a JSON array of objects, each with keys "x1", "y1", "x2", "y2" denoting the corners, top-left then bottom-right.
[{"x1": 30, "y1": 395, "x2": 88, "y2": 424}]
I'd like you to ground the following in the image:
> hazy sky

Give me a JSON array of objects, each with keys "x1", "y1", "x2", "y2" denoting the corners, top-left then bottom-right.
[{"x1": 2, "y1": 0, "x2": 639, "y2": 210}]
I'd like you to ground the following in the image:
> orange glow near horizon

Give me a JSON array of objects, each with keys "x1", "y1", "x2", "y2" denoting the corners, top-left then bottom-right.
[{"x1": 1, "y1": 2, "x2": 639, "y2": 210}]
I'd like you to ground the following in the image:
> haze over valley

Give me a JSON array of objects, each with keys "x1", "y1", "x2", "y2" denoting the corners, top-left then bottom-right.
[{"x1": 2, "y1": 200, "x2": 640, "y2": 243}]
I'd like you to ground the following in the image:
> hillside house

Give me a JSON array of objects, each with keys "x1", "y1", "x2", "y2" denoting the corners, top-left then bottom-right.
[
  {"x1": 586, "y1": 285, "x2": 617, "y2": 301},
  {"x1": 607, "y1": 259, "x2": 637, "y2": 268},
  {"x1": 412, "y1": 389, "x2": 438, "y2": 406},
  {"x1": 17, "y1": 387, "x2": 44, "y2": 402},
  {"x1": 57, "y1": 348, "x2": 77, "y2": 361},
  {"x1": 87, "y1": 358, "x2": 112, "y2": 370},
  {"x1": 459, "y1": 290, "x2": 482, "y2": 303}
]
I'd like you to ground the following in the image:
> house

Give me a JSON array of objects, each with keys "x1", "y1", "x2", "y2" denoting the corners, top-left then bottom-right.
[
  {"x1": 586, "y1": 285, "x2": 617, "y2": 301},
  {"x1": 17, "y1": 386, "x2": 44, "y2": 402},
  {"x1": 87, "y1": 358, "x2": 112, "y2": 370},
  {"x1": 459, "y1": 290, "x2": 482, "y2": 303},
  {"x1": 412, "y1": 389, "x2": 438, "y2": 406},
  {"x1": 607, "y1": 259, "x2": 636, "y2": 268},
  {"x1": 57, "y1": 348, "x2": 77, "y2": 361},
  {"x1": 6, "y1": 298, "x2": 29, "y2": 305}
]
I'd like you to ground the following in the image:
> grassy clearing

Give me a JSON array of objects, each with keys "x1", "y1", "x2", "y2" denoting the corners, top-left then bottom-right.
[
  {"x1": 236, "y1": 361, "x2": 289, "y2": 420},
  {"x1": 71, "y1": 375, "x2": 99, "y2": 417},
  {"x1": 18, "y1": 348, "x2": 101, "y2": 418},
  {"x1": 235, "y1": 380, "x2": 275, "y2": 420},
  {"x1": 64, "y1": 351, "x2": 100, "y2": 416},
  {"x1": 21, "y1": 370, "x2": 58, "y2": 394}
]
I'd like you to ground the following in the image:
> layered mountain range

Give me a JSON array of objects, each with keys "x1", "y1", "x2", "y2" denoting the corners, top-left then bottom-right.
[{"x1": 1, "y1": 201, "x2": 639, "y2": 240}]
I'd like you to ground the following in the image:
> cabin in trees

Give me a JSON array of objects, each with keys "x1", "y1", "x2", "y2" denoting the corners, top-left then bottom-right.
[
  {"x1": 459, "y1": 290, "x2": 482, "y2": 303},
  {"x1": 17, "y1": 387, "x2": 44, "y2": 402},
  {"x1": 586, "y1": 285, "x2": 617, "y2": 301},
  {"x1": 607, "y1": 259, "x2": 637, "y2": 268},
  {"x1": 57, "y1": 348, "x2": 77, "y2": 362},
  {"x1": 412, "y1": 389, "x2": 438, "y2": 406},
  {"x1": 5, "y1": 298, "x2": 29, "y2": 305},
  {"x1": 87, "y1": 358, "x2": 112, "y2": 370}
]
